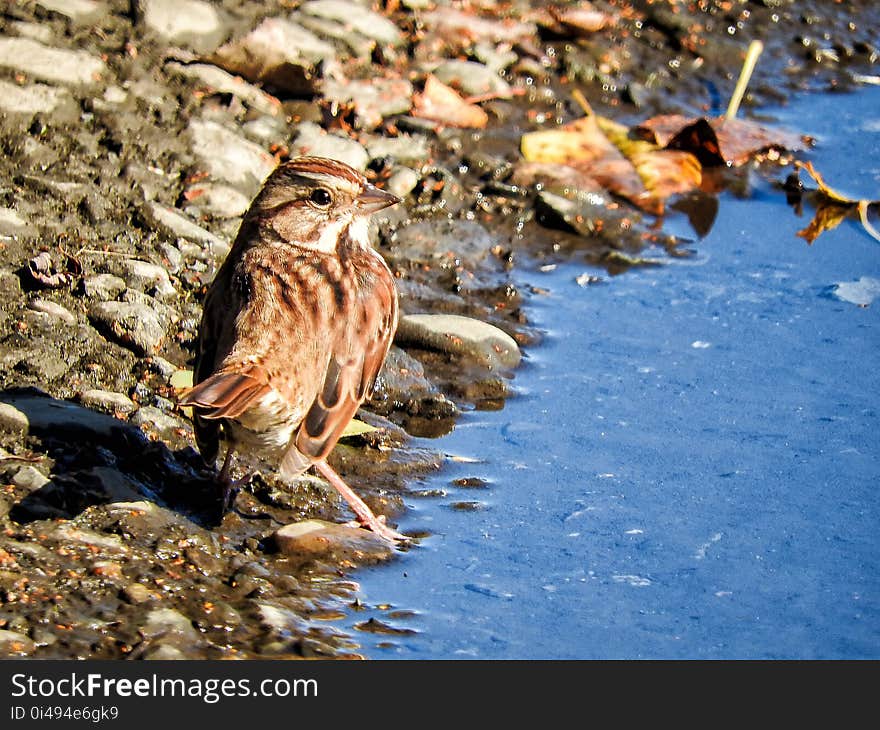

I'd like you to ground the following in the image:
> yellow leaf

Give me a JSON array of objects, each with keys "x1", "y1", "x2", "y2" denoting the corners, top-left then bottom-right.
[{"x1": 340, "y1": 419, "x2": 379, "y2": 438}]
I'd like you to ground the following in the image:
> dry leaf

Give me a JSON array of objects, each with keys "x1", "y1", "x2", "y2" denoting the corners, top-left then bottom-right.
[{"x1": 412, "y1": 75, "x2": 488, "y2": 129}]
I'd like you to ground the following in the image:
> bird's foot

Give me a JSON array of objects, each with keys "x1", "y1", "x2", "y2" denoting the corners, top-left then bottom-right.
[{"x1": 345, "y1": 515, "x2": 409, "y2": 544}]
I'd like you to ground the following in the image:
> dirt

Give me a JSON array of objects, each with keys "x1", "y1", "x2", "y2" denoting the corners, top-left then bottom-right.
[{"x1": 0, "y1": 0, "x2": 876, "y2": 659}]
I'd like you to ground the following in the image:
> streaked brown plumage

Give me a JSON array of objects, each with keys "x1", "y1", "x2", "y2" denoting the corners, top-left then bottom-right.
[{"x1": 178, "y1": 156, "x2": 404, "y2": 541}]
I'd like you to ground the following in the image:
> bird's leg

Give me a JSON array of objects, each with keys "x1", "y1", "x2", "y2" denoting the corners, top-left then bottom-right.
[
  {"x1": 217, "y1": 447, "x2": 241, "y2": 512},
  {"x1": 314, "y1": 460, "x2": 407, "y2": 543}
]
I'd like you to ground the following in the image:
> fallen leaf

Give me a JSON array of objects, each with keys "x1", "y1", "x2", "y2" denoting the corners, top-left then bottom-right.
[
  {"x1": 549, "y1": 3, "x2": 615, "y2": 35},
  {"x1": 412, "y1": 75, "x2": 488, "y2": 129}
]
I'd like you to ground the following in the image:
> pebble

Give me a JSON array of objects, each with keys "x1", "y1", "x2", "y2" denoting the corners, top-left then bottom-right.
[
  {"x1": 130, "y1": 406, "x2": 186, "y2": 438},
  {"x1": 391, "y1": 218, "x2": 495, "y2": 267},
  {"x1": 9, "y1": 21, "x2": 54, "y2": 43},
  {"x1": 139, "y1": 0, "x2": 227, "y2": 54},
  {"x1": 11, "y1": 465, "x2": 51, "y2": 491},
  {"x1": 209, "y1": 18, "x2": 335, "y2": 94},
  {"x1": 0, "y1": 403, "x2": 30, "y2": 434},
  {"x1": 182, "y1": 183, "x2": 251, "y2": 219},
  {"x1": 385, "y1": 167, "x2": 421, "y2": 199},
  {"x1": 141, "y1": 201, "x2": 230, "y2": 259},
  {"x1": 122, "y1": 582, "x2": 154, "y2": 604},
  {"x1": 0, "y1": 207, "x2": 30, "y2": 237},
  {"x1": 80, "y1": 273, "x2": 127, "y2": 301},
  {"x1": 432, "y1": 60, "x2": 514, "y2": 97},
  {"x1": 395, "y1": 313, "x2": 522, "y2": 370},
  {"x1": 299, "y1": 0, "x2": 403, "y2": 46},
  {"x1": 36, "y1": 0, "x2": 105, "y2": 26},
  {"x1": 0, "y1": 79, "x2": 77, "y2": 119},
  {"x1": 0, "y1": 630, "x2": 36, "y2": 656},
  {"x1": 144, "y1": 355, "x2": 180, "y2": 380},
  {"x1": 88, "y1": 300, "x2": 170, "y2": 356},
  {"x1": 187, "y1": 119, "x2": 276, "y2": 196},
  {"x1": 322, "y1": 77, "x2": 413, "y2": 131},
  {"x1": 117, "y1": 259, "x2": 177, "y2": 301},
  {"x1": 290, "y1": 122, "x2": 369, "y2": 171},
  {"x1": 365, "y1": 134, "x2": 431, "y2": 167},
  {"x1": 140, "y1": 607, "x2": 200, "y2": 640},
  {"x1": 165, "y1": 61, "x2": 280, "y2": 117},
  {"x1": 27, "y1": 298, "x2": 77, "y2": 325},
  {"x1": 273, "y1": 520, "x2": 395, "y2": 564},
  {"x1": 373, "y1": 346, "x2": 458, "y2": 419},
  {"x1": 51, "y1": 523, "x2": 129, "y2": 553},
  {"x1": 79, "y1": 389, "x2": 137, "y2": 415},
  {"x1": 0, "y1": 392, "x2": 133, "y2": 441},
  {"x1": 0, "y1": 37, "x2": 106, "y2": 87}
]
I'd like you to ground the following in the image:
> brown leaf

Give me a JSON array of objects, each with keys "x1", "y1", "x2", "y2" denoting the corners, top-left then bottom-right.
[
  {"x1": 412, "y1": 75, "x2": 488, "y2": 129},
  {"x1": 549, "y1": 3, "x2": 615, "y2": 35}
]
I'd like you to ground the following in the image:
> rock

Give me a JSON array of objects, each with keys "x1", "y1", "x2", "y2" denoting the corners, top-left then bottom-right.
[
  {"x1": 187, "y1": 120, "x2": 276, "y2": 196},
  {"x1": 322, "y1": 77, "x2": 413, "y2": 131},
  {"x1": 390, "y1": 218, "x2": 495, "y2": 268},
  {"x1": 0, "y1": 630, "x2": 36, "y2": 656},
  {"x1": 372, "y1": 346, "x2": 458, "y2": 419},
  {"x1": 209, "y1": 18, "x2": 335, "y2": 95},
  {"x1": 140, "y1": 607, "x2": 200, "y2": 641},
  {"x1": 0, "y1": 269, "x2": 22, "y2": 297},
  {"x1": 144, "y1": 356, "x2": 180, "y2": 380},
  {"x1": 0, "y1": 79, "x2": 77, "y2": 120},
  {"x1": 11, "y1": 465, "x2": 51, "y2": 491},
  {"x1": 79, "y1": 389, "x2": 137, "y2": 415},
  {"x1": 0, "y1": 392, "x2": 135, "y2": 442},
  {"x1": 395, "y1": 314, "x2": 521, "y2": 370},
  {"x1": 432, "y1": 60, "x2": 513, "y2": 97},
  {"x1": 473, "y1": 41, "x2": 519, "y2": 73},
  {"x1": 36, "y1": 0, "x2": 105, "y2": 26},
  {"x1": 80, "y1": 273, "x2": 127, "y2": 301},
  {"x1": 0, "y1": 37, "x2": 106, "y2": 87},
  {"x1": 138, "y1": 0, "x2": 227, "y2": 54},
  {"x1": 365, "y1": 134, "x2": 431, "y2": 167},
  {"x1": 130, "y1": 406, "x2": 186, "y2": 438},
  {"x1": 0, "y1": 207, "x2": 30, "y2": 237},
  {"x1": 122, "y1": 582, "x2": 155, "y2": 604},
  {"x1": 116, "y1": 260, "x2": 177, "y2": 301},
  {"x1": 27, "y1": 299, "x2": 77, "y2": 325},
  {"x1": 299, "y1": 0, "x2": 403, "y2": 46},
  {"x1": 9, "y1": 21, "x2": 54, "y2": 43},
  {"x1": 141, "y1": 201, "x2": 230, "y2": 260},
  {"x1": 164, "y1": 61, "x2": 280, "y2": 117},
  {"x1": 290, "y1": 122, "x2": 369, "y2": 171},
  {"x1": 0, "y1": 403, "x2": 31, "y2": 434},
  {"x1": 273, "y1": 520, "x2": 395, "y2": 564},
  {"x1": 51, "y1": 523, "x2": 129, "y2": 553},
  {"x1": 182, "y1": 183, "x2": 251, "y2": 219},
  {"x1": 88, "y1": 300, "x2": 171, "y2": 356},
  {"x1": 385, "y1": 167, "x2": 421, "y2": 199}
]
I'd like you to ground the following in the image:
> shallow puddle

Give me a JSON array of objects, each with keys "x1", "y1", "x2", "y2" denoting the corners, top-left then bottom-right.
[{"x1": 347, "y1": 86, "x2": 880, "y2": 659}]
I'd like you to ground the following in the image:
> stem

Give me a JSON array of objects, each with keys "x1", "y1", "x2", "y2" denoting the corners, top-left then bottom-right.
[{"x1": 726, "y1": 40, "x2": 764, "y2": 120}]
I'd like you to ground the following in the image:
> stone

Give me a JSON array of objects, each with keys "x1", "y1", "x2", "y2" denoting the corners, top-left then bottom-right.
[
  {"x1": 0, "y1": 208, "x2": 30, "y2": 237},
  {"x1": 79, "y1": 389, "x2": 137, "y2": 415},
  {"x1": 139, "y1": 0, "x2": 227, "y2": 54},
  {"x1": 322, "y1": 77, "x2": 413, "y2": 131},
  {"x1": 0, "y1": 403, "x2": 31, "y2": 435},
  {"x1": 385, "y1": 167, "x2": 421, "y2": 199},
  {"x1": 140, "y1": 607, "x2": 200, "y2": 640},
  {"x1": 36, "y1": 0, "x2": 105, "y2": 26},
  {"x1": 0, "y1": 630, "x2": 36, "y2": 656},
  {"x1": 187, "y1": 120, "x2": 276, "y2": 196},
  {"x1": 164, "y1": 61, "x2": 280, "y2": 117},
  {"x1": 209, "y1": 18, "x2": 335, "y2": 94},
  {"x1": 27, "y1": 299, "x2": 77, "y2": 325},
  {"x1": 51, "y1": 523, "x2": 129, "y2": 553},
  {"x1": 9, "y1": 21, "x2": 54, "y2": 43},
  {"x1": 88, "y1": 300, "x2": 170, "y2": 356},
  {"x1": 80, "y1": 273, "x2": 127, "y2": 301},
  {"x1": 182, "y1": 183, "x2": 251, "y2": 219},
  {"x1": 0, "y1": 79, "x2": 77, "y2": 120},
  {"x1": 432, "y1": 60, "x2": 513, "y2": 97},
  {"x1": 299, "y1": 0, "x2": 403, "y2": 46},
  {"x1": 11, "y1": 465, "x2": 51, "y2": 491},
  {"x1": 141, "y1": 201, "x2": 230, "y2": 260},
  {"x1": 365, "y1": 134, "x2": 431, "y2": 167},
  {"x1": 390, "y1": 218, "x2": 495, "y2": 268},
  {"x1": 130, "y1": 406, "x2": 186, "y2": 438},
  {"x1": 117, "y1": 259, "x2": 177, "y2": 301},
  {"x1": 395, "y1": 313, "x2": 521, "y2": 371},
  {"x1": 0, "y1": 392, "x2": 134, "y2": 442},
  {"x1": 372, "y1": 346, "x2": 458, "y2": 419},
  {"x1": 273, "y1": 520, "x2": 395, "y2": 564},
  {"x1": 0, "y1": 37, "x2": 106, "y2": 87},
  {"x1": 290, "y1": 122, "x2": 369, "y2": 171}
]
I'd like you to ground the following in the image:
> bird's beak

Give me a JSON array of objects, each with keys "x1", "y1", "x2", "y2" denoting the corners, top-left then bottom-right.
[{"x1": 358, "y1": 183, "x2": 400, "y2": 213}]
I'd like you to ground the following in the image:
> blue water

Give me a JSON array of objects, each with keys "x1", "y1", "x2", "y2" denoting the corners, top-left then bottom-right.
[{"x1": 349, "y1": 87, "x2": 880, "y2": 659}]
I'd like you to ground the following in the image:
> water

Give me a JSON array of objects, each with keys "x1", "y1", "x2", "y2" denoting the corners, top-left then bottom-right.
[{"x1": 349, "y1": 87, "x2": 880, "y2": 659}]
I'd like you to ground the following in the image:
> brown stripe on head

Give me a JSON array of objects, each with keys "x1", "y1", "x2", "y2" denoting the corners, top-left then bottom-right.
[{"x1": 249, "y1": 156, "x2": 366, "y2": 216}]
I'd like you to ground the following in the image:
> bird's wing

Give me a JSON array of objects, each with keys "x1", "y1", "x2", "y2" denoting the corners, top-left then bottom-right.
[
  {"x1": 293, "y1": 269, "x2": 398, "y2": 464},
  {"x1": 178, "y1": 366, "x2": 273, "y2": 419}
]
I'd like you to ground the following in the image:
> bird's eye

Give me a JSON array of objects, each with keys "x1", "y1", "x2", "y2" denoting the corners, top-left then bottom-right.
[{"x1": 309, "y1": 188, "x2": 333, "y2": 207}]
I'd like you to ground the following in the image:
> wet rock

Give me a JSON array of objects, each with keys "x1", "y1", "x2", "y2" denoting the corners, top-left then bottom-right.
[
  {"x1": 0, "y1": 37, "x2": 106, "y2": 87},
  {"x1": 122, "y1": 582, "x2": 155, "y2": 604},
  {"x1": 187, "y1": 119, "x2": 276, "y2": 196},
  {"x1": 0, "y1": 629, "x2": 36, "y2": 656},
  {"x1": 322, "y1": 77, "x2": 413, "y2": 131},
  {"x1": 182, "y1": 183, "x2": 251, "y2": 219},
  {"x1": 0, "y1": 79, "x2": 77, "y2": 121},
  {"x1": 389, "y1": 218, "x2": 495, "y2": 268},
  {"x1": 432, "y1": 60, "x2": 513, "y2": 97},
  {"x1": 141, "y1": 201, "x2": 230, "y2": 259},
  {"x1": 51, "y1": 523, "x2": 129, "y2": 554},
  {"x1": 385, "y1": 167, "x2": 421, "y2": 199},
  {"x1": 130, "y1": 406, "x2": 187, "y2": 439},
  {"x1": 473, "y1": 41, "x2": 519, "y2": 73},
  {"x1": 396, "y1": 314, "x2": 521, "y2": 371},
  {"x1": 88, "y1": 300, "x2": 171, "y2": 356},
  {"x1": 36, "y1": 0, "x2": 105, "y2": 26},
  {"x1": 138, "y1": 0, "x2": 227, "y2": 54},
  {"x1": 209, "y1": 18, "x2": 335, "y2": 95},
  {"x1": 27, "y1": 299, "x2": 76, "y2": 325},
  {"x1": 372, "y1": 346, "x2": 458, "y2": 420},
  {"x1": 0, "y1": 403, "x2": 30, "y2": 435},
  {"x1": 80, "y1": 273, "x2": 127, "y2": 301},
  {"x1": 299, "y1": 0, "x2": 403, "y2": 47},
  {"x1": 116, "y1": 259, "x2": 177, "y2": 301},
  {"x1": 10, "y1": 465, "x2": 51, "y2": 491},
  {"x1": 79, "y1": 389, "x2": 137, "y2": 415},
  {"x1": 290, "y1": 122, "x2": 369, "y2": 171},
  {"x1": 273, "y1": 520, "x2": 395, "y2": 564},
  {"x1": 165, "y1": 61, "x2": 280, "y2": 117},
  {"x1": 365, "y1": 135, "x2": 431, "y2": 167},
  {"x1": 0, "y1": 392, "x2": 137, "y2": 442}
]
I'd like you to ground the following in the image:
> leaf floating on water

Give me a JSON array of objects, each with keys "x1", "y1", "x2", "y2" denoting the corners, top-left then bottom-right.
[
  {"x1": 412, "y1": 75, "x2": 488, "y2": 129},
  {"x1": 793, "y1": 160, "x2": 880, "y2": 244}
]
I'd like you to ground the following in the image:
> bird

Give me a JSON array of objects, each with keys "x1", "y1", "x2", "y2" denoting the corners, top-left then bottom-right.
[{"x1": 178, "y1": 156, "x2": 405, "y2": 542}]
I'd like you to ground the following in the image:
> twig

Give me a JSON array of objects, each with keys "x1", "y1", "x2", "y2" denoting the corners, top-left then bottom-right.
[
  {"x1": 858, "y1": 200, "x2": 880, "y2": 243},
  {"x1": 726, "y1": 40, "x2": 764, "y2": 120},
  {"x1": 571, "y1": 88, "x2": 594, "y2": 117}
]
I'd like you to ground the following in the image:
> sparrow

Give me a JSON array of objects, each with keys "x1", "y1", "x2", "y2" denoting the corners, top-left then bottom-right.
[{"x1": 178, "y1": 156, "x2": 404, "y2": 542}]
